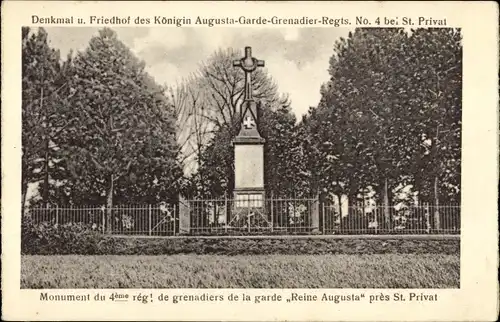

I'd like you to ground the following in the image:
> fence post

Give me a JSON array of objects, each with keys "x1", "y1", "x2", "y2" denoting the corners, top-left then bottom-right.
[
  {"x1": 322, "y1": 200, "x2": 325, "y2": 235},
  {"x1": 224, "y1": 195, "x2": 228, "y2": 233},
  {"x1": 148, "y1": 204, "x2": 152, "y2": 236},
  {"x1": 70, "y1": 204, "x2": 74, "y2": 228},
  {"x1": 102, "y1": 206, "x2": 106, "y2": 233},
  {"x1": 174, "y1": 204, "x2": 177, "y2": 235},
  {"x1": 178, "y1": 195, "x2": 190, "y2": 235},
  {"x1": 311, "y1": 193, "x2": 320, "y2": 233},
  {"x1": 270, "y1": 194, "x2": 274, "y2": 233},
  {"x1": 55, "y1": 205, "x2": 59, "y2": 225}
]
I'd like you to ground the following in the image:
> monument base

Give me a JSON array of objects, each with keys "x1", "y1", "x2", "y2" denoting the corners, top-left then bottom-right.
[
  {"x1": 231, "y1": 188, "x2": 269, "y2": 230},
  {"x1": 233, "y1": 188, "x2": 265, "y2": 208}
]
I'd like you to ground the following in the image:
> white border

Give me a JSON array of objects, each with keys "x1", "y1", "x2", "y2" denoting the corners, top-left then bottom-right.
[{"x1": 2, "y1": 1, "x2": 499, "y2": 321}]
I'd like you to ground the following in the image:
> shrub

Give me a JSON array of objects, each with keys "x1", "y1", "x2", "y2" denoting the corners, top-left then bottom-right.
[
  {"x1": 21, "y1": 216, "x2": 460, "y2": 256},
  {"x1": 21, "y1": 216, "x2": 104, "y2": 255},
  {"x1": 94, "y1": 236, "x2": 460, "y2": 256}
]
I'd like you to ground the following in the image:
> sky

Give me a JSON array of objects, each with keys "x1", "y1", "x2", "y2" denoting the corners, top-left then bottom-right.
[{"x1": 44, "y1": 27, "x2": 352, "y2": 117}]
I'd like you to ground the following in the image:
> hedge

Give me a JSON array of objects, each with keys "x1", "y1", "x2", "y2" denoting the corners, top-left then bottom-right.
[{"x1": 21, "y1": 217, "x2": 460, "y2": 255}]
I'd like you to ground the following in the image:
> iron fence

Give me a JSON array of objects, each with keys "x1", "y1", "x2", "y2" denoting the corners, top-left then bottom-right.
[
  {"x1": 322, "y1": 202, "x2": 460, "y2": 235},
  {"x1": 25, "y1": 199, "x2": 460, "y2": 236},
  {"x1": 187, "y1": 198, "x2": 319, "y2": 234},
  {"x1": 26, "y1": 204, "x2": 178, "y2": 236}
]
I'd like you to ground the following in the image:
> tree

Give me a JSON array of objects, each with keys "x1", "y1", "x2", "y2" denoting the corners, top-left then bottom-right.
[
  {"x1": 173, "y1": 48, "x2": 288, "y2": 169},
  {"x1": 22, "y1": 27, "x2": 69, "y2": 210},
  {"x1": 260, "y1": 105, "x2": 310, "y2": 198},
  {"x1": 57, "y1": 28, "x2": 182, "y2": 230},
  {"x1": 407, "y1": 28, "x2": 462, "y2": 229},
  {"x1": 174, "y1": 48, "x2": 296, "y2": 198},
  {"x1": 305, "y1": 27, "x2": 462, "y2": 229},
  {"x1": 307, "y1": 29, "x2": 411, "y2": 213}
]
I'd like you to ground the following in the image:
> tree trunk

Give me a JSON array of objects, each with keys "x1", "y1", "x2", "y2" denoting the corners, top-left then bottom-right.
[
  {"x1": 106, "y1": 174, "x2": 114, "y2": 234},
  {"x1": 433, "y1": 124, "x2": 441, "y2": 232},
  {"x1": 424, "y1": 202, "x2": 431, "y2": 234},
  {"x1": 383, "y1": 177, "x2": 390, "y2": 230},
  {"x1": 347, "y1": 191, "x2": 356, "y2": 216},
  {"x1": 362, "y1": 189, "x2": 366, "y2": 216},
  {"x1": 433, "y1": 176, "x2": 440, "y2": 232},
  {"x1": 43, "y1": 138, "x2": 50, "y2": 208},
  {"x1": 21, "y1": 180, "x2": 28, "y2": 217},
  {"x1": 335, "y1": 192, "x2": 343, "y2": 218}
]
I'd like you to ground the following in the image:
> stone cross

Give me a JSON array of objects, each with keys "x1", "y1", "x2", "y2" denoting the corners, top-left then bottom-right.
[
  {"x1": 243, "y1": 114, "x2": 255, "y2": 129},
  {"x1": 233, "y1": 46, "x2": 265, "y2": 101}
]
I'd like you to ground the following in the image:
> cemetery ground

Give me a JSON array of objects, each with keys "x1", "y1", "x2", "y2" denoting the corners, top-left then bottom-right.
[{"x1": 21, "y1": 236, "x2": 460, "y2": 289}]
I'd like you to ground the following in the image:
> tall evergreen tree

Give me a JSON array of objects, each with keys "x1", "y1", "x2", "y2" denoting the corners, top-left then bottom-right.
[
  {"x1": 305, "y1": 27, "x2": 462, "y2": 225},
  {"x1": 407, "y1": 28, "x2": 462, "y2": 229},
  {"x1": 22, "y1": 27, "x2": 67, "y2": 209},
  {"x1": 58, "y1": 28, "x2": 182, "y2": 221}
]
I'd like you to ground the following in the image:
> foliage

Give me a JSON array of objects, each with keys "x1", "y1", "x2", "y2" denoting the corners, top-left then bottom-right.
[
  {"x1": 407, "y1": 28, "x2": 462, "y2": 203},
  {"x1": 261, "y1": 106, "x2": 311, "y2": 197},
  {"x1": 21, "y1": 27, "x2": 462, "y2": 218},
  {"x1": 173, "y1": 48, "x2": 289, "y2": 174},
  {"x1": 186, "y1": 121, "x2": 236, "y2": 197},
  {"x1": 24, "y1": 28, "x2": 184, "y2": 205},
  {"x1": 304, "y1": 28, "x2": 462, "y2": 207},
  {"x1": 22, "y1": 232, "x2": 459, "y2": 255},
  {"x1": 21, "y1": 27, "x2": 68, "y2": 208},
  {"x1": 22, "y1": 253, "x2": 459, "y2": 288},
  {"x1": 21, "y1": 216, "x2": 104, "y2": 255},
  {"x1": 176, "y1": 48, "x2": 307, "y2": 198}
]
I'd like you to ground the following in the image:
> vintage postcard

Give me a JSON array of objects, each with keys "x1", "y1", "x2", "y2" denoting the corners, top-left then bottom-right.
[{"x1": 1, "y1": 0, "x2": 498, "y2": 321}]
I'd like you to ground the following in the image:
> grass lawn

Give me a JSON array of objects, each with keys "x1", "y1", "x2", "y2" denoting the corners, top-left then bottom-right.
[{"x1": 21, "y1": 254, "x2": 459, "y2": 288}]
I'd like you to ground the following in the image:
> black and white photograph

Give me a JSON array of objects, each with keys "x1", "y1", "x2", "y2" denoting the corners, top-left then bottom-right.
[
  {"x1": 3, "y1": 1, "x2": 500, "y2": 321},
  {"x1": 19, "y1": 25, "x2": 462, "y2": 289}
]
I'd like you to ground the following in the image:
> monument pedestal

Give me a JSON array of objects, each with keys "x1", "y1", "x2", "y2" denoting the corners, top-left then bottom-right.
[
  {"x1": 231, "y1": 99, "x2": 268, "y2": 232},
  {"x1": 232, "y1": 100, "x2": 266, "y2": 204},
  {"x1": 233, "y1": 137, "x2": 265, "y2": 208}
]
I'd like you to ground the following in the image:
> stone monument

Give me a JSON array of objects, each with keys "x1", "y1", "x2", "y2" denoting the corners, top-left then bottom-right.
[{"x1": 232, "y1": 47, "x2": 266, "y2": 208}]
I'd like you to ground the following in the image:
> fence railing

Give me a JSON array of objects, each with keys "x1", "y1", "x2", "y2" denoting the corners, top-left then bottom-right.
[
  {"x1": 25, "y1": 199, "x2": 461, "y2": 236},
  {"x1": 26, "y1": 204, "x2": 178, "y2": 236},
  {"x1": 187, "y1": 198, "x2": 319, "y2": 234},
  {"x1": 322, "y1": 203, "x2": 460, "y2": 235}
]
